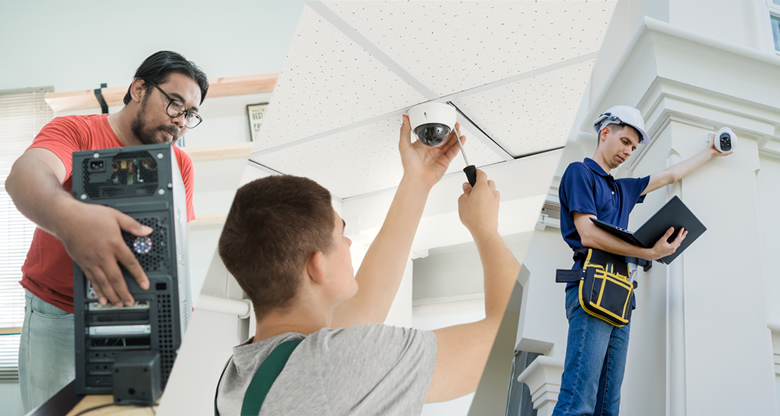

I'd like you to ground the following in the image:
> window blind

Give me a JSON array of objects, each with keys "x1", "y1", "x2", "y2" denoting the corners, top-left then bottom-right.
[{"x1": 0, "y1": 87, "x2": 53, "y2": 382}]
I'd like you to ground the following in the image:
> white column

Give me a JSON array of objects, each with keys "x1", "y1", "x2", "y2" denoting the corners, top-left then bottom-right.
[
  {"x1": 671, "y1": 121, "x2": 775, "y2": 415},
  {"x1": 665, "y1": 151, "x2": 686, "y2": 416},
  {"x1": 516, "y1": 356, "x2": 564, "y2": 416}
]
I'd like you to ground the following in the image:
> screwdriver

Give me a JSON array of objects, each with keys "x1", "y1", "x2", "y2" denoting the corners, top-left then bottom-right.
[{"x1": 452, "y1": 125, "x2": 476, "y2": 187}]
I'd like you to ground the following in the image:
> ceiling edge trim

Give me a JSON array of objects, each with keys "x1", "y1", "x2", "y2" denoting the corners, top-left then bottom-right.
[
  {"x1": 450, "y1": 101, "x2": 513, "y2": 161},
  {"x1": 246, "y1": 159, "x2": 283, "y2": 175}
]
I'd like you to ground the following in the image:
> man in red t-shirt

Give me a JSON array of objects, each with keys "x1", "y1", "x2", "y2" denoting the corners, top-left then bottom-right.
[{"x1": 5, "y1": 51, "x2": 207, "y2": 411}]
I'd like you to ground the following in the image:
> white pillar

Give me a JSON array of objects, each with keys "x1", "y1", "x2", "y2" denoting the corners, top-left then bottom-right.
[
  {"x1": 665, "y1": 153, "x2": 686, "y2": 416},
  {"x1": 668, "y1": 121, "x2": 774, "y2": 415},
  {"x1": 516, "y1": 356, "x2": 564, "y2": 416}
]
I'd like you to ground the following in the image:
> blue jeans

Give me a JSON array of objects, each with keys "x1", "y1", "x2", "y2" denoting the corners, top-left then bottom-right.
[
  {"x1": 18, "y1": 290, "x2": 75, "y2": 412},
  {"x1": 552, "y1": 287, "x2": 631, "y2": 416}
]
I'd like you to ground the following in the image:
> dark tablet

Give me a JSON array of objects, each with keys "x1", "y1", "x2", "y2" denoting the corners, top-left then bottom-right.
[{"x1": 590, "y1": 196, "x2": 706, "y2": 264}]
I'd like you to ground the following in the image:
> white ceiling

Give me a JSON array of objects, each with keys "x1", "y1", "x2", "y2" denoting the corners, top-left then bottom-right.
[
  {"x1": 326, "y1": 1, "x2": 613, "y2": 96},
  {"x1": 453, "y1": 58, "x2": 596, "y2": 157},
  {"x1": 249, "y1": 0, "x2": 617, "y2": 200}
]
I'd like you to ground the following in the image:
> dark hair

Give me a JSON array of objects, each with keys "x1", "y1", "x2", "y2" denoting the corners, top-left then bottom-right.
[
  {"x1": 218, "y1": 175, "x2": 335, "y2": 319},
  {"x1": 123, "y1": 51, "x2": 209, "y2": 105},
  {"x1": 597, "y1": 123, "x2": 641, "y2": 147}
]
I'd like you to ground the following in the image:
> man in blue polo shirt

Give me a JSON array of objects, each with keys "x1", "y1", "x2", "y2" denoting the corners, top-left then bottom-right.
[{"x1": 553, "y1": 105, "x2": 731, "y2": 416}]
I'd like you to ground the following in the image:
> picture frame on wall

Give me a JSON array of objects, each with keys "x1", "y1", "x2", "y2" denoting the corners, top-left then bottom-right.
[{"x1": 247, "y1": 102, "x2": 270, "y2": 142}]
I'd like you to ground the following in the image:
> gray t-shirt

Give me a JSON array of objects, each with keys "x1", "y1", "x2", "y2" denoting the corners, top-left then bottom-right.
[{"x1": 216, "y1": 323, "x2": 438, "y2": 416}]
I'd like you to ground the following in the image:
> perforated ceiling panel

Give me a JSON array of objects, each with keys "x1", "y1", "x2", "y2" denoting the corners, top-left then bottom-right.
[
  {"x1": 326, "y1": 1, "x2": 616, "y2": 96},
  {"x1": 447, "y1": 125, "x2": 504, "y2": 173},
  {"x1": 250, "y1": 1, "x2": 615, "y2": 199},
  {"x1": 255, "y1": 4, "x2": 428, "y2": 152},
  {"x1": 260, "y1": 117, "x2": 503, "y2": 199},
  {"x1": 453, "y1": 59, "x2": 596, "y2": 157}
]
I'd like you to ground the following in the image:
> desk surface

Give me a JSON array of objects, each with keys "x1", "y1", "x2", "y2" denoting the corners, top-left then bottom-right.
[
  {"x1": 28, "y1": 382, "x2": 158, "y2": 416},
  {"x1": 66, "y1": 395, "x2": 157, "y2": 416}
]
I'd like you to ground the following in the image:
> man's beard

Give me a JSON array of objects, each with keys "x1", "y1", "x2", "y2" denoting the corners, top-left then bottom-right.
[{"x1": 130, "y1": 97, "x2": 179, "y2": 145}]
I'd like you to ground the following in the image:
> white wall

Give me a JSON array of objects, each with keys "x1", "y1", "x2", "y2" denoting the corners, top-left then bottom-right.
[
  {"x1": 514, "y1": 228, "x2": 572, "y2": 358},
  {"x1": 589, "y1": 0, "x2": 776, "y2": 113},
  {"x1": 0, "y1": 1, "x2": 305, "y2": 92},
  {"x1": 412, "y1": 232, "x2": 534, "y2": 416},
  {"x1": 0, "y1": 2, "x2": 305, "y2": 414}
]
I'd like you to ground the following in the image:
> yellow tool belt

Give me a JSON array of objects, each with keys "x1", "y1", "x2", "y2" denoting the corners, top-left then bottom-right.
[{"x1": 556, "y1": 248, "x2": 636, "y2": 327}]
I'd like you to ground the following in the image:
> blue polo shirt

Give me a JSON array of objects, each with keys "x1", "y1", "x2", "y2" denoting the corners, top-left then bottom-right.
[{"x1": 559, "y1": 158, "x2": 650, "y2": 284}]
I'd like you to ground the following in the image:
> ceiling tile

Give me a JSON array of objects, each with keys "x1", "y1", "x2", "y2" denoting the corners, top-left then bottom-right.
[
  {"x1": 256, "y1": 115, "x2": 505, "y2": 199},
  {"x1": 325, "y1": 0, "x2": 616, "y2": 96},
  {"x1": 253, "y1": 4, "x2": 428, "y2": 152},
  {"x1": 453, "y1": 59, "x2": 595, "y2": 157},
  {"x1": 450, "y1": 124, "x2": 505, "y2": 171}
]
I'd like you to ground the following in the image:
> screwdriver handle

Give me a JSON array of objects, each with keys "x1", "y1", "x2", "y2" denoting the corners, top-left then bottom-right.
[{"x1": 464, "y1": 165, "x2": 477, "y2": 187}]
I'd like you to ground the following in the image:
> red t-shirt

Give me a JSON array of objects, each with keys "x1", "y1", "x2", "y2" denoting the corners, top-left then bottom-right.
[{"x1": 19, "y1": 114, "x2": 195, "y2": 313}]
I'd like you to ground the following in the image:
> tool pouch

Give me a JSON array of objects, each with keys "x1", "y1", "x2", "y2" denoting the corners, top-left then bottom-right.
[{"x1": 556, "y1": 248, "x2": 636, "y2": 327}]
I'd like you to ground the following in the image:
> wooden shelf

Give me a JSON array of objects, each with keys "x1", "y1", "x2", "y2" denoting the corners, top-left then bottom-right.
[
  {"x1": 44, "y1": 73, "x2": 278, "y2": 113},
  {"x1": 191, "y1": 213, "x2": 227, "y2": 227},
  {"x1": 181, "y1": 142, "x2": 254, "y2": 162},
  {"x1": 0, "y1": 327, "x2": 21, "y2": 335}
]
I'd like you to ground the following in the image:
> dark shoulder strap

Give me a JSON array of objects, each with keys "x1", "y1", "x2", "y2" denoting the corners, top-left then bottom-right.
[
  {"x1": 214, "y1": 338, "x2": 304, "y2": 416},
  {"x1": 214, "y1": 359, "x2": 231, "y2": 416},
  {"x1": 241, "y1": 338, "x2": 303, "y2": 416}
]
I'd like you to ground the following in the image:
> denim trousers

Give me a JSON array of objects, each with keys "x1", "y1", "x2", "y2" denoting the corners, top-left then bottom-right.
[
  {"x1": 552, "y1": 286, "x2": 631, "y2": 416},
  {"x1": 18, "y1": 290, "x2": 75, "y2": 413}
]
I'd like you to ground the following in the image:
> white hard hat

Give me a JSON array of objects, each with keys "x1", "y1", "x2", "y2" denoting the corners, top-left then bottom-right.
[{"x1": 592, "y1": 105, "x2": 649, "y2": 144}]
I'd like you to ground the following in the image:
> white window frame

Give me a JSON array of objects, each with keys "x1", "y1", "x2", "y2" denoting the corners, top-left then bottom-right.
[
  {"x1": 0, "y1": 87, "x2": 53, "y2": 383},
  {"x1": 768, "y1": 0, "x2": 780, "y2": 54}
]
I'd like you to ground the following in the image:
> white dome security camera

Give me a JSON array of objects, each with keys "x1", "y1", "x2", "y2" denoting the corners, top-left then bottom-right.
[
  {"x1": 406, "y1": 102, "x2": 456, "y2": 147},
  {"x1": 709, "y1": 127, "x2": 737, "y2": 153}
]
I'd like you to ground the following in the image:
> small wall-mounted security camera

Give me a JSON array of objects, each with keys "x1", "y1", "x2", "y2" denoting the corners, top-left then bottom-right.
[
  {"x1": 406, "y1": 102, "x2": 456, "y2": 147},
  {"x1": 709, "y1": 127, "x2": 737, "y2": 153}
]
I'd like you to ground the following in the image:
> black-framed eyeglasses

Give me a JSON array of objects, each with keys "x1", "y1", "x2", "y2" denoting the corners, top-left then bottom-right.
[{"x1": 145, "y1": 79, "x2": 203, "y2": 129}]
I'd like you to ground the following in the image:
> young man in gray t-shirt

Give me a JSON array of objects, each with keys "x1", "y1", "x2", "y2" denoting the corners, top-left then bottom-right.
[{"x1": 215, "y1": 117, "x2": 521, "y2": 415}]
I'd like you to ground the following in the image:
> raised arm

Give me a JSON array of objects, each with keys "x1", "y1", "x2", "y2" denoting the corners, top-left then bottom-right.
[
  {"x1": 643, "y1": 134, "x2": 731, "y2": 195},
  {"x1": 573, "y1": 212, "x2": 685, "y2": 261},
  {"x1": 330, "y1": 116, "x2": 465, "y2": 327},
  {"x1": 6, "y1": 148, "x2": 152, "y2": 307},
  {"x1": 426, "y1": 170, "x2": 521, "y2": 403}
]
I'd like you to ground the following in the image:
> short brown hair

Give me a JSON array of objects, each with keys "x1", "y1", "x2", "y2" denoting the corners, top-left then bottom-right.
[{"x1": 218, "y1": 175, "x2": 335, "y2": 319}]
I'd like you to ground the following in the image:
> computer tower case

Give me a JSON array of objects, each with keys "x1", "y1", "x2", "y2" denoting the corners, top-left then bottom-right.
[{"x1": 72, "y1": 143, "x2": 191, "y2": 395}]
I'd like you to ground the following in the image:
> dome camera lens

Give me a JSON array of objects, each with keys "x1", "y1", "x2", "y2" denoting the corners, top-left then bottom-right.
[
  {"x1": 414, "y1": 123, "x2": 451, "y2": 147},
  {"x1": 720, "y1": 134, "x2": 731, "y2": 151}
]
